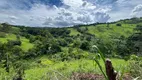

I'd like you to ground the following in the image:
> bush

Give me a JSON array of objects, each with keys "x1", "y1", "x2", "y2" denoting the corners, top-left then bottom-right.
[
  {"x1": 73, "y1": 40, "x2": 81, "y2": 48},
  {"x1": 129, "y1": 60, "x2": 142, "y2": 79},
  {"x1": 76, "y1": 27, "x2": 88, "y2": 33},
  {"x1": 11, "y1": 46, "x2": 24, "y2": 59},
  {"x1": 116, "y1": 23, "x2": 121, "y2": 26},
  {"x1": 0, "y1": 23, "x2": 12, "y2": 33},
  {"x1": 130, "y1": 54, "x2": 139, "y2": 61},
  {"x1": 65, "y1": 38, "x2": 73, "y2": 43},
  {"x1": 7, "y1": 40, "x2": 22, "y2": 46},
  {"x1": 29, "y1": 36, "x2": 36, "y2": 43},
  {"x1": 0, "y1": 32, "x2": 6, "y2": 38},
  {"x1": 80, "y1": 41, "x2": 90, "y2": 50},
  {"x1": 58, "y1": 39, "x2": 68, "y2": 47},
  {"x1": 50, "y1": 44, "x2": 62, "y2": 54}
]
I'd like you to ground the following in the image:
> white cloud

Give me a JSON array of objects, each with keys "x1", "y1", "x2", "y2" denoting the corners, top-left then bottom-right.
[
  {"x1": 9, "y1": 16, "x2": 18, "y2": 20},
  {"x1": 63, "y1": 0, "x2": 84, "y2": 8},
  {"x1": 0, "y1": 0, "x2": 111, "y2": 27},
  {"x1": 1, "y1": 0, "x2": 142, "y2": 27},
  {"x1": 132, "y1": 4, "x2": 142, "y2": 12},
  {"x1": 42, "y1": 0, "x2": 110, "y2": 27},
  {"x1": 131, "y1": 4, "x2": 142, "y2": 16},
  {"x1": 77, "y1": 15, "x2": 92, "y2": 23},
  {"x1": 108, "y1": 0, "x2": 142, "y2": 22},
  {"x1": 95, "y1": 12, "x2": 110, "y2": 23}
]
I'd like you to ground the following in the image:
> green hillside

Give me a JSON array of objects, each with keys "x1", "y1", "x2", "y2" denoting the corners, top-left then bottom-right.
[
  {"x1": 0, "y1": 33, "x2": 33, "y2": 51},
  {"x1": 0, "y1": 18, "x2": 142, "y2": 80}
]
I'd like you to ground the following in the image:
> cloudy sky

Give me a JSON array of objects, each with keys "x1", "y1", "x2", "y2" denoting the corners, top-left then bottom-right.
[{"x1": 0, "y1": 0, "x2": 142, "y2": 27}]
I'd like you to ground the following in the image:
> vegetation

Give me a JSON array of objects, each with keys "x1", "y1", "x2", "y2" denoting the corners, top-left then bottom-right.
[{"x1": 0, "y1": 17, "x2": 142, "y2": 80}]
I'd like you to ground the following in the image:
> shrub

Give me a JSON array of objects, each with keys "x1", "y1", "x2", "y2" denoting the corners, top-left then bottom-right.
[
  {"x1": 7, "y1": 40, "x2": 22, "y2": 46},
  {"x1": 130, "y1": 54, "x2": 139, "y2": 61},
  {"x1": 0, "y1": 32, "x2": 6, "y2": 38},
  {"x1": 29, "y1": 35, "x2": 36, "y2": 43},
  {"x1": 73, "y1": 40, "x2": 81, "y2": 48},
  {"x1": 0, "y1": 23, "x2": 12, "y2": 33},
  {"x1": 76, "y1": 27, "x2": 88, "y2": 33},
  {"x1": 58, "y1": 39, "x2": 68, "y2": 47},
  {"x1": 50, "y1": 44, "x2": 62, "y2": 54},
  {"x1": 65, "y1": 37, "x2": 73, "y2": 43},
  {"x1": 129, "y1": 60, "x2": 142, "y2": 79},
  {"x1": 116, "y1": 23, "x2": 121, "y2": 26},
  {"x1": 80, "y1": 41, "x2": 90, "y2": 50}
]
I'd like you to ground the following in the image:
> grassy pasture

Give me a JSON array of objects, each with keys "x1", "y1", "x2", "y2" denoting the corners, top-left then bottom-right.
[
  {"x1": 24, "y1": 57, "x2": 129, "y2": 80},
  {"x1": 0, "y1": 33, "x2": 33, "y2": 51}
]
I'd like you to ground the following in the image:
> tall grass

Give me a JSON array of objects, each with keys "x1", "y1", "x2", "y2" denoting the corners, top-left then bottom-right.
[
  {"x1": 92, "y1": 45, "x2": 108, "y2": 80},
  {"x1": 129, "y1": 57, "x2": 142, "y2": 79}
]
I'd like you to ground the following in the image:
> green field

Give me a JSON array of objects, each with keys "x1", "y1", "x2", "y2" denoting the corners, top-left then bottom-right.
[
  {"x1": 68, "y1": 28, "x2": 80, "y2": 36},
  {"x1": 0, "y1": 34, "x2": 34, "y2": 51},
  {"x1": 24, "y1": 57, "x2": 128, "y2": 80}
]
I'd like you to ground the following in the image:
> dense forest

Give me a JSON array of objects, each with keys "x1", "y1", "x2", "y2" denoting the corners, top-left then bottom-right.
[{"x1": 0, "y1": 17, "x2": 142, "y2": 80}]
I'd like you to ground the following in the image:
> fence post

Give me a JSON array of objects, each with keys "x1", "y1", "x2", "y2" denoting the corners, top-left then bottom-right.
[{"x1": 105, "y1": 59, "x2": 117, "y2": 80}]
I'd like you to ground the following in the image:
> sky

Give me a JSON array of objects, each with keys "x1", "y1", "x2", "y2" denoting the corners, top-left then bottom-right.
[{"x1": 0, "y1": 0, "x2": 142, "y2": 27}]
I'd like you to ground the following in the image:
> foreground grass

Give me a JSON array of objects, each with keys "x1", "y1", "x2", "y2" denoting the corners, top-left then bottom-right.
[{"x1": 24, "y1": 57, "x2": 129, "y2": 80}]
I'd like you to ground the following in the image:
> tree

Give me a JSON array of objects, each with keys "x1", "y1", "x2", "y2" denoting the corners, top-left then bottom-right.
[
  {"x1": 0, "y1": 32, "x2": 6, "y2": 38},
  {"x1": 1, "y1": 23, "x2": 12, "y2": 32},
  {"x1": 116, "y1": 23, "x2": 121, "y2": 26},
  {"x1": 73, "y1": 40, "x2": 81, "y2": 48},
  {"x1": 80, "y1": 41, "x2": 90, "y2": 50},
  {"x1": 7, "y1": 40, "x2": 21, "y2": 47},
  {"x1": 16, "y1": 35, "x2": 21, "y2": 41},
  {"x1": 127, "y1": 24, "x2": 142, "y2": 55},
  {"x1": 58, "y1": 39, "x2": 68, "y2": 47},
  {"x1": 50, "y1": 44, "x2": 62, "y2": 54}
]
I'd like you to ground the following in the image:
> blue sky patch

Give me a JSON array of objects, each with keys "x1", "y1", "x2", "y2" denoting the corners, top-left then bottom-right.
[{"x1": 0, "y1": 0, "x2": 142, "y2": 27}]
